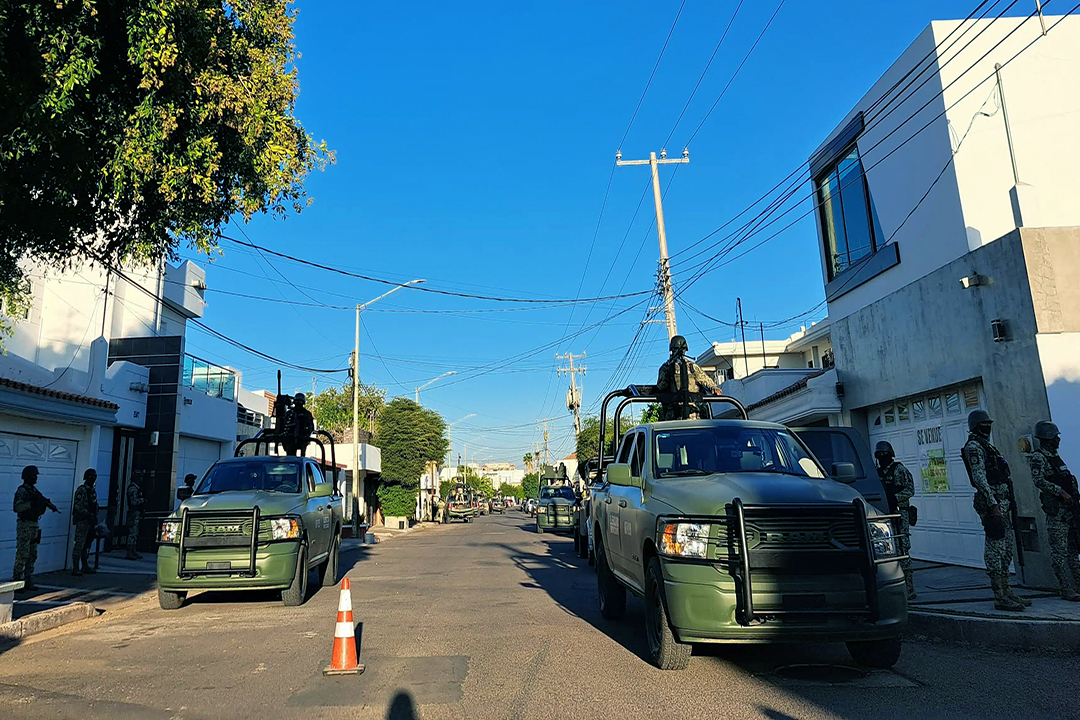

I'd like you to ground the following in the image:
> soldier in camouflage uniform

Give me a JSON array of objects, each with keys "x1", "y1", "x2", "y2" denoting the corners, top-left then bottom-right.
[
  {"x1": 125, "y1": 475, "x2": 146, "y2": 560},
  {"x1": 71, "y1": 469, "x2": 99, "y2": 576},
  {"x1": 1027, "y1": 421, "x2": 1080, "y2": 601},
  {"x1": 656, "y1": 335, "x2": 720, "y2": 421},
  {"x1": 12, "y1": 465, "x2": 59, "y2": 591},
  {"x1": 961, "y1": 410, "x2": 1028, "y2": 611},
  {"x1": 875, "y1": 442, "x2": 916, "y2": 599}
]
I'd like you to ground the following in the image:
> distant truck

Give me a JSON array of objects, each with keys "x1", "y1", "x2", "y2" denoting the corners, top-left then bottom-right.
[
  {"x1": 588, "y1": 385, "x2": 908, "y2": 670},
  {"x1": 790, "y1": 426, "x2": 889, "y2": 514}
]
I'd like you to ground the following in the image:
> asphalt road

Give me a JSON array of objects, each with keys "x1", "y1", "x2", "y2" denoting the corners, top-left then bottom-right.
[{"x1": 1, "y1": 512, "x2": 1078, "y2": 720}]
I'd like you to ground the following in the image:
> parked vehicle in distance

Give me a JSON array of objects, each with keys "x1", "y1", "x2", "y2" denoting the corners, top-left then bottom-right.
[
  {"x1": 590, "y1": 386, "x2": 908, "y2": 671},
  {"x1": 789, "y1": 426, "x2": 889, "y2": 514},
  {"x1": 536, "y1": 484, "x2": 576, "y2": 534},
  {"x1": 447, "y1": 491, "x2": 476, "y2": 523},
  {"x1": 490, "y1": 497, "x2": 506, "y2": 514}
]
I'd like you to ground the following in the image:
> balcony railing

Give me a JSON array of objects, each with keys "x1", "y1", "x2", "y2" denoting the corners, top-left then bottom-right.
[{"x1": 182, "y1": 354, "x2": 236, "y2": 401}]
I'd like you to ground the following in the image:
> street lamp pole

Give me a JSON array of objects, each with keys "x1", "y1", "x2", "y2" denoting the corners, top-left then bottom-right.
[
  {"x1": 415, "y1": 371, "x2": 456, "y2": 404},
  {"x1": 351, "y1": 279, "x2": 424, "y2": 526}
]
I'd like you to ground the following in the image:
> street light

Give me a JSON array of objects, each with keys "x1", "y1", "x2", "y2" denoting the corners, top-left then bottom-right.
[
  {"x1": 415, "y1": 371, "x2": 457, "y2": 404},
  {"x1": 351, "y1": 279, "x2": 425, "y2": 526}
]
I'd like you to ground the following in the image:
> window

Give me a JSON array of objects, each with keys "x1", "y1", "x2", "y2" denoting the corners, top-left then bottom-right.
[
  {"x1": 928, "y1": 395, "x2": 943, "y2": 419},
  {"x1": 912, "y1": 399, "x2": 925, "y2": 422},
  {"x1": 884, "y1": 405, "x2": 895, "y2": 424},
  {"x1": 897, "y1": 400, "x2": 909, "y2": 423},
  {"x1": 963, "y1": 385, "x2": 980, "y2": 408},
  {"x1": 616, "y1": 434, "x2": 635, "y2": 464},
  {"x1": 945, "y1": 390, "x2": 961, "y2": 415},
  {"x1": 816, "y1": 145, "x2": 886, "y2": 280},
  {"x1": 652, "y1": 426, "x2": 824, "y2": 479},
  {"x1": 797, "y1": 430, "x2": 865, "y2": 479},
  {"x1": 196, "y1": 461, "x2": 301, "y2": 494},
  {"x1": 305, "y1": 464, "x2": 316, "y2": 493},
  {"x1": 631, "y1": 433, "x2": 646, "y2": 477}
]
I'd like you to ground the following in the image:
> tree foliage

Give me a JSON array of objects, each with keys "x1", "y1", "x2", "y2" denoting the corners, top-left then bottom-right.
[
  {"x1": 374, "y1": 397, "x2": 447, "y2": 485},
  {"x1": 0, "y1": 1, "x2": 333, "y2": 297},
  {"x1": 460, "y1": 467, "x2": 494, "y2": 497},
  {"x1": 500, "y1": 484, "x2": 523, "y2": 500},
  {"x1": 310, "y1": 380, "x2": 385, "y2": 440},
  {"x1": 522, "y1": 472, "x2": 539, "y2": 500},
  {"x1": 576, "y1": 415, "x2": 636, "y2": 464}
]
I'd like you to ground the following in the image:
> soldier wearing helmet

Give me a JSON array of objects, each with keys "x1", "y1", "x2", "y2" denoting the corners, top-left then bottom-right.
[
  {"x1": 874, "y1": 441, "x2": 916, "y2": 600},
  {"x1": 961, "y1": 410, "x2": 1028, "y2": 611},
  {"x1": 1027, "y1": 420, "x2": 1080, "y2": 601},
  {"x1": 283, "y1": 392, "x2": 316, "y2": 456},
  {"x1": 656, "y1": 335, "x2": 720, "y2": 421}
]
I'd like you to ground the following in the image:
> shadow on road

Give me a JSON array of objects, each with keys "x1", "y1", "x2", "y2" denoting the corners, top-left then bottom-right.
[{"x1": 386, "y1": 690, "x2": 419, "y2": 720}]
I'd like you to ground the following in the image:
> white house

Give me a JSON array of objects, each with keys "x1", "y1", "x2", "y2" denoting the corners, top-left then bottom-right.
[
  {"x1": 803, "y1": 15, "x2": 1080, "y2": 586},
  {"x1": 1, "y1": 259, "x2": 241, "y2": 572}
]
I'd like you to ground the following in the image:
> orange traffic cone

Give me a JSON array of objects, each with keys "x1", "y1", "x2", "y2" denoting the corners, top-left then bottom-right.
[{"x1": 323, "y1": 578, "x2": 364, "y2": 675}]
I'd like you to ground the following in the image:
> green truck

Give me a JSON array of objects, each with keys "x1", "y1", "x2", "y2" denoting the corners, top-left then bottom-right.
[
  {"x1": 446, "y1": 487, "x2": 476, "y2": 522},
  {"x1": 588, "y1": 385, "x2": 908, "y2": 670},
  {"x1": 157, "y1": 418, "x2": 343, "y2": 610},
  {"x1": 535, "y1": 484, "x2": 576, "y2": 534}
]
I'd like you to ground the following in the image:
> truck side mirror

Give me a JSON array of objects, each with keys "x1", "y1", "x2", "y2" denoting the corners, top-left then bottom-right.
[
  {"x1": 176, "y1": 487, "x2": 193, "y2": 501},
  {"x1": 831, "y1": 462, "x2": 857, "y2": 483},
  {"x1": 312, "y1": 483, "x2": 334, "y2": 499},
  {"x1": 607, "y1": 464, "x2": 632, "y2": 487}
]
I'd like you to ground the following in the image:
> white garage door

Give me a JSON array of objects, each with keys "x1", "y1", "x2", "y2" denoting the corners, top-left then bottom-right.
[
  {"x1": 177, "y1": 436, "x2": 223, "y2": 504},
  {"x1": 0, "y1": 432, "x2": 79, "y2": 575},
  {"x1": 867, "y1": 382, "x2": 986, "y2": 568}
]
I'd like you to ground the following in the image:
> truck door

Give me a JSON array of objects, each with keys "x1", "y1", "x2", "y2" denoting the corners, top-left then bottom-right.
[
  {"x1": 305, "y1": 463, "x2": 330, "y2": 557},
  {"x1": 622, "y1": 430, "x2": 649, "y2": 590},
  {"x1": 605, "y1": 433, "x2": 640, "y2": 579}
]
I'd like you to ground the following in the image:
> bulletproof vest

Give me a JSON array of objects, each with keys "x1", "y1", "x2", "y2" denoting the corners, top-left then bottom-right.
[
  {"x1": 1041, "y1": 451, "x2": 1076, "y2": 492},
  {"x1": 963, "y1": 435, "x2": 1008, "y2": 486},
  {"x1": 14, "y1": 484, "x2": 45, "y2": 522},
  {"x1": 880, "y1": 463, "x2": 901, "y2": 514},
  {"x1": 678, "y1": 358, "x2": 690, "y2": 418}
]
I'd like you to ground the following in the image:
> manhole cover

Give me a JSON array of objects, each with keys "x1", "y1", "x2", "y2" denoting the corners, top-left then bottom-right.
[{"x1": 774, "y1": 664, "x2": 868, "y2": 683}]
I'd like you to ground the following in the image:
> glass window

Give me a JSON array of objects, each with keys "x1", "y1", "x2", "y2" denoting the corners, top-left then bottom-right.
[
  {"x1": 631, "y1": 433, "x2": 646, "y2": 477},
  {"x1": 912, "y1": 399, "x2": 925, "y2": 421},
  {"x1": 540, "y1": 486, "x2": 575, "y2": 501},
  {"x1": 946, "y1": 390, "x2": 961, "y2": 415},
  {"x1": 816, "y1": 145, "x2": 885, "y2": 280},
  {"x1": 616, "y1": 434, "x2": 635, "y2": 464},
  {"x1": 964, "y1": 385, "x2": 980, "y2": 408},
  {"x1": 196, "y1": 461, "x2": 301, "y2": 494},
  {"x1": 796, "y1": 430, "x2": 865, "y2": 479},
  {"x1": 884, "y1": 405, "x2": 895, "y2": 424},
  {"x1": 305, "y1": 464, "x2": 316, "y2": 493},
  {"x1": 652, "y1": 426, "x2": 824, "y2": 479},
  {"x1": 928, "y1": 395, "x2": 943, "y2": 419},
  {"x1": 897, "y1": 401, "x2": 909, "y2": 423}
]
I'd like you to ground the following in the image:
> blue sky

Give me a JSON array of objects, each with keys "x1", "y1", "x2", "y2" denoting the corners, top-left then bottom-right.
[{"x1": 181, "y1": 0, "x2": 1015, "y2": 465}]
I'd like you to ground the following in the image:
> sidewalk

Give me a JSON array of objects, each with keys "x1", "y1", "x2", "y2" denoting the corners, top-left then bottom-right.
[{"x1": 907, "y1": 560, "x2": 1080, "y2": 649}]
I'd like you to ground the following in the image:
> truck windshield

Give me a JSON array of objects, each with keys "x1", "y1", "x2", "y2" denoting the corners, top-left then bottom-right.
[
  {"x1": 540, "y1": 486, "x2": 576, "y2": 501},
  {"x1": 652, "y1": 426, "x2": 825, "y2": 479},
  {"x1": 195, "y1": 461, "x2": 302, "y2": 494}
]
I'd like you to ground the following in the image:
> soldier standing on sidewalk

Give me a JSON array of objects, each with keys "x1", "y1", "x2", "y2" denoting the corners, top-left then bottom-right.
[
  {"x1": 71, "y1": 469, "x2": 99, "y2": 576},
  {"x1": 12, "y1": 465, "x2": 60, "y2": 591},
  {"x1": 875, "y1": 442, "x2": 916, "y2": 600},
  {"x1": 1027, "y1": 421, "x2": 1080, "y2": 601},
  {"x1": 961, "y1": 410, "x2": 1029, "y2": 611},
  {"x1": 126, "y1": 474, "x2": 146, "y2": 560}
]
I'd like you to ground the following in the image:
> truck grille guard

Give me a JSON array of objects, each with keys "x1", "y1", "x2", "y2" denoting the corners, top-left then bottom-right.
[
  {"x1": 662, "y1": 499, "x2": 908, "y2": 626},
  {"x1": 177, "y1": 506, "x2": 261, "y2": 579}
]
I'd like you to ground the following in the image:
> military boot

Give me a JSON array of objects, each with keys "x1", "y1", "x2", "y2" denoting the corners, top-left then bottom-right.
[
  {"x1": 18, "y1": 576, "x2": 37, "y2": 592},
  {"x1": 991, "y1": 576, "x2": 1025, "y2": 611},
  {"x1": 81, "y1": 560, "x2": 96, "y2": 575},
  {"x1": 71, "y1": 565, "x2": 82, "y2": 577},
  {"x1": 1055, "y1": 569, "x2": 1080, "y2": 601},
  {"x1": 1005, "y1": 586, "x2": 1032, "y2": 606}
]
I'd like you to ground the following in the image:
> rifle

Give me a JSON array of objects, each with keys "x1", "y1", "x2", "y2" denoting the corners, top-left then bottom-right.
[
  {"x1": 999, "y1": 456, "x2": 1024, "y2": 568},
  {"x1": 29, "y1": 485, "x2": 59, "y2": 514}
]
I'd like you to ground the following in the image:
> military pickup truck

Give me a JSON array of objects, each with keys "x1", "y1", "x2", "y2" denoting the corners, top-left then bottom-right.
[
  {"x1": 157, "y1": 443, "x2": 343, "y2": 610},
  {"x1": 589, "y1": 385, "x2": 908, "y2": 670},
  {"x1": 535, "y1": 484, "x2": 576, "y2": 534},
  {"x1": 446, "y1": 488, "x2": 476, "y2": 523}
]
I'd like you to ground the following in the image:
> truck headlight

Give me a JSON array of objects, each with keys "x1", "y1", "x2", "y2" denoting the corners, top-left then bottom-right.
[
  {"x1": 659, "y1": 522, "x2": 709, "y2": 559},
  {"x1": 270, "y1": 517, "x2": 301, "y2": 540},
  {"x1": 160, "y1": 519, "x2": 180, "y2": 544},
  {"x1": 537, "y1": 506, "x2": 547, "y2": 513},
  {"x1": 869, "y1": 519, "x2": 899, "y2": 558}
]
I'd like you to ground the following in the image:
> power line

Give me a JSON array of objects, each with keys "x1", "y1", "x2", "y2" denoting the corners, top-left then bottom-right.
[{"x1": 618, "y1": 0, "x2": 688, "y2": 150}]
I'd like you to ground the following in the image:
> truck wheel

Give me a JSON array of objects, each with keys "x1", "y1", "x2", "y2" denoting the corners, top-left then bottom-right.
[
  {"x1": 596, "y1": 538, "x2": 625, "y2": 620},
  {"x1": 577, "y1": 529, "x2": 589, "y2": 559},
  {"x1": 846, "y1": 638, "x2": 902, "y2": 668},
  {"x1": 645, "y1": 556, "x2": 691, "y2": 670},
  {"x1": 158, "y1": 588, "x2": 185, "y2": 610},
  {"x1": 319, "y1": 535, "x2": 340, "y2": 587},
  {"x1": 282, "y1": 545, "x2": 309, "y2": 607}
]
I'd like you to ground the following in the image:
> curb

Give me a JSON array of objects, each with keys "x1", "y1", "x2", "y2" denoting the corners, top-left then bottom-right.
[
  {"x1": 0, "y1": 602, "x2": 97, "y2": 642},
  {"x1": 908, "y1": 609, "x2": 1080, "y2": 650}
]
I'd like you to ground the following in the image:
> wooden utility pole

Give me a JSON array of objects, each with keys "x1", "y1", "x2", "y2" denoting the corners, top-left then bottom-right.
[
  {"x1": 557, "y1": 352, "x2": 587, "y2": 437},
  {"x1": 616, "y1": 148, "x2": 689, "y2": 340}
]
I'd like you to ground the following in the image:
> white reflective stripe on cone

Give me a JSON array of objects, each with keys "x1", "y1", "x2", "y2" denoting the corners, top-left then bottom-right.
[
  {"x1": 337, "y1": 589, "x2": 352, "y2": 613},
  {"x1": 335, "y1": 621, "x2": 354, "y2": 637}
]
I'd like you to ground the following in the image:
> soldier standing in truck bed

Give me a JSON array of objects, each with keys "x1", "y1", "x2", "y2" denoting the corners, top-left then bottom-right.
[
  {"x1": 656, "y1": 335, "x2": 720, "y2": 421},
  {"x1": 1027, "y1": 421, "x2": 1080, "y2": 601}
]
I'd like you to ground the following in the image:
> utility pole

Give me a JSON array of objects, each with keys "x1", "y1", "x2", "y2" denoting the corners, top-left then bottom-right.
[
  {"x1": 737, "y1": 297, "x2": 749, "y2": 377},
  {"x1": 543, "y1": 422, "x2": 550, "y2": 470},
  {"x1": 557, "y1": 352, "x2": 587, "y2": 437},
  {"x1": 616, "y1": 147, "x2": 689, "y2": 341}
]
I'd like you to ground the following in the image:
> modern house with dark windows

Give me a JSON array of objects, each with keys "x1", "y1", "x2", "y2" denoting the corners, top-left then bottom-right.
[{"x1": 801, "y1": 15, "x2": 1080, "y2": 586}]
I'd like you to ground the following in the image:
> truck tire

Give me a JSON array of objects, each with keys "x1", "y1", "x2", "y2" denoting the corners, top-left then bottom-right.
[
  {"x1": 596, "y1": 538, "x2": 625, "y2": 620},
  {"x1": 158, "y1": 588, "x2": 185, "y2": 610},
  {"x1": 282, "y1": 545, "x2": 309, "y2": 607},
  {"x1": 846, "y1": 638, "x2": 902, "y2": 668},
  {"x1": 577, "y1": 529, "x2": 589, "y2": 559},
  {"x1": 319, "y1": 534, "x2": 340, "y2": 587},
  {"x1": 645, "y1": 556, "x2": 692, "y2": 670}
]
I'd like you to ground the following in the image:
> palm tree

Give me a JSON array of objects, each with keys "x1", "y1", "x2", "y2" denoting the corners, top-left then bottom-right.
[{"x1": 523, "y1": 452, "x2": 534, "y2": 473}]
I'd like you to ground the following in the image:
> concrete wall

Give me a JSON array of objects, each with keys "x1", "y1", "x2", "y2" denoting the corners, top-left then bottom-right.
[
  {"x1": 179, "y1": 386, "x2": 238, "y2": 444},
  {"x1": 831, "y1": 227, "x2": 1080, "y2": 586}
]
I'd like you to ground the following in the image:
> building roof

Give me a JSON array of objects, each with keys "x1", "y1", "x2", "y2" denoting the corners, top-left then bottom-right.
[
  {"x1": 744, "y1": 369, "x2": 827, "y2": 412},
  {"x1": 0, "y1": 376, "x2": 119, "y2": 410}
]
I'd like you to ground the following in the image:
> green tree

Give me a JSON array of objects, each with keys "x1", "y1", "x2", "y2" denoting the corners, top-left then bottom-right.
[
  {"x1": 500, "y1": 484, "x2": 524, "y2": 500},
  {"x1": 522, "y1": 472, "x2": 539, "y2": 500},
  {"x1": 310, "y1": 380, "x2": 386, "y2": 440},
  {"x1": 460, "y1": 467, "x2": 494, "y2": 497},
  {"x1": 373, "y1": 398, "x2": 448, "y2": 517},
  {"x1": 576, "y1": 415, "x2": 636, "y2": 464},
  {"x1": 0, "y1": 1, "x2": 333, "y2": 305}
]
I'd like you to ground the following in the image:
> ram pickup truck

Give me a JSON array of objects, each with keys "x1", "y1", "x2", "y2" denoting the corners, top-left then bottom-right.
[
  {"x1": 589, "y1": 388, "x2": 907, "y2": 671},
  {"x1": 157, "y1": 455, "x2": 342, "y2": 609},
  {"x1": 535, "y1": 484, "x2": 576, "y2": 534}
]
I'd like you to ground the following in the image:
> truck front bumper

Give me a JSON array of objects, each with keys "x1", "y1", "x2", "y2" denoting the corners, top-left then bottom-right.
[
  {"x1": 660, "y1": 559, "x2": 907, "y2": 644},
  {"x1": 157, "y1": 542, "x2": 300, "y2": 592},
  {"x1": 537, "y1": 511, "x2": 575, "y2": 532}
]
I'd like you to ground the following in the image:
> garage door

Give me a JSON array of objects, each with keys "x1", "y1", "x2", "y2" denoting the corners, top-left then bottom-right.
[
  {"x1": 867, "y1": 382, "x2": 986, "y2": 568},
  {"x1": 177, "y1": 436, "x2": 223, "y2": 503},
  {"x1": 0, "y1": 432, "x2": 79, "y2": 575}
]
